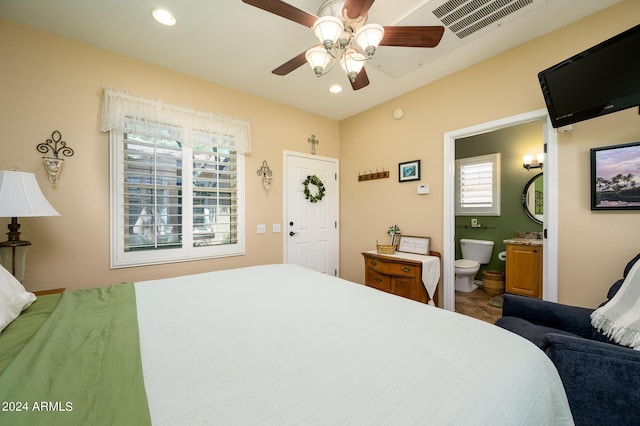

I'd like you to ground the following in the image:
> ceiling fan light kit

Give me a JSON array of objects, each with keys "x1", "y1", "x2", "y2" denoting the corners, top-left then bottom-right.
[
  {"x1": 308, "y1": 12, "x2": 383, "y2": 82},
  {"x1": 241, "y1": 0, "x2": 444, "y2": 90}
]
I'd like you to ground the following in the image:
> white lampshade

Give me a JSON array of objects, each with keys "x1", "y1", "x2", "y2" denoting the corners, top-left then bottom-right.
[
  {"x1": 312, "y1": 16, "x2": 343, "y2": 50},
  {"x1": 340, "y1": 49, "x2": 366, "y2": 80},
  {"x1": 355, "y1": 24, "x2": 385, "y2": 58},
  {"x1": 306, "y1": 46, "x2": 333, "y2": 76},
  {"x1": 0, "y1": 171, "x2": 60, "y2": 218}
]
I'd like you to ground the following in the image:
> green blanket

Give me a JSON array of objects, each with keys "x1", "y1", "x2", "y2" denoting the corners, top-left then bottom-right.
[
  {"x1": 0, "y1": 284, "x2": 151, "y2": 426},
  {"x1": 0, "y1": 292, "x2": 63, "y2": 374}
]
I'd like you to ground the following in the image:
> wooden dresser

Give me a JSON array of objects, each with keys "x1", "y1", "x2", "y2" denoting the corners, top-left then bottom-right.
[{"x1": 362, "y1": 251, "x2": 439, "y2": 305}]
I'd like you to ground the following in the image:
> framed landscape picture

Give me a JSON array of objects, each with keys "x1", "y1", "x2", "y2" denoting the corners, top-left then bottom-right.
[
  {"x1": 399, "y1": 160, "x2": 420, "y2": 182},
  {"x1": 591, "y1": 141, "x2": 640, "y2": 210}
]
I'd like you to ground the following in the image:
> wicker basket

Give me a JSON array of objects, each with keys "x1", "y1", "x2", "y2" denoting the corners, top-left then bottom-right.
[
  {"x1": 483, "y1": 270, "x2": 505, "y2": 295},
  {"x1": 376, "y1": 244, "x2": 396, "y2": 255}
]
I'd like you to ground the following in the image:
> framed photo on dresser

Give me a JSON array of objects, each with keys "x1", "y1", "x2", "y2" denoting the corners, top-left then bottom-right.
[{"x1": 397, "y1": 235, "x2": 430, "y2": 255}]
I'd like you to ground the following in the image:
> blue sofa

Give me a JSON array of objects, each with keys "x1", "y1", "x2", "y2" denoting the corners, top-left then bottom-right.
[{"x1": 495, "y1": 253, "x2": 640, "y2": 426}]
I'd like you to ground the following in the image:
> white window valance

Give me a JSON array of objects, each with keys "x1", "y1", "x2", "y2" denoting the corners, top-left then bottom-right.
[{"x1": 100, "y1": 87, "x2": 252, "y2": 154}]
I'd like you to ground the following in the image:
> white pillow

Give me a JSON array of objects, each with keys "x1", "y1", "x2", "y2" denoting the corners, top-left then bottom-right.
[{"x1": 0, "y1": 264, "x2": 36, "y2": 333}]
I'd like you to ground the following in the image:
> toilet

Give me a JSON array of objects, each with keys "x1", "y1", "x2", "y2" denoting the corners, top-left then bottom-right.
[{"x1": 455, "y1": 239, "x2": 495, "y2": 292}]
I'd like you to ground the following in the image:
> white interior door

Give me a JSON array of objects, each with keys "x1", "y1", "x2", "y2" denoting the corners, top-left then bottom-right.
[{"x1": 284, "y1": 151, "x2": 339, "y2": 275}]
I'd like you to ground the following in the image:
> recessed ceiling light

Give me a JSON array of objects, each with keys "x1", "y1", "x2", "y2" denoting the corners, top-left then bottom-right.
[
  {"x1": 329, "y1": 84, "x2": 342, "y2": 94},
  {"x1": 151, "y1": 8, "x2": 177, "y2": 26}
]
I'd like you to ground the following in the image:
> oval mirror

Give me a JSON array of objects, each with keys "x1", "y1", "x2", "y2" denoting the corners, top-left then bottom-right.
[{"x1": 522, "y1": 172, "x2": 543, "y2": 224}]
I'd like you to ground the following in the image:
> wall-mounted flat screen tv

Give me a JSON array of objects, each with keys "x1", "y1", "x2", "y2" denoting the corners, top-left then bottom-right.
[{"x1": 538, "y1": 24, "x2": 640, "y2": 128}]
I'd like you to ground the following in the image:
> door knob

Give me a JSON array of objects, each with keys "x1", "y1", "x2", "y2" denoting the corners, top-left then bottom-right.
[{"x1": 289, "y1": 231, "x2": 297, "y2": 236}]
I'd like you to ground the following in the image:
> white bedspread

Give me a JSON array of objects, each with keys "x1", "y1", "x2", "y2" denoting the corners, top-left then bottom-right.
[{"x1": 135, "y1": 264, "x2": 573, "y2": 425}]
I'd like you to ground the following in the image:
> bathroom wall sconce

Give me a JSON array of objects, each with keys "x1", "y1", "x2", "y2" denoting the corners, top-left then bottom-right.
[
  {"x1": 522, "y1": 153, "x2": 544, "y2": 170},
  {"x1": 36, "y1": 130, "x2": 75, "y2": 186},
  {"x1": 256, "y1": 160, "x2": 273, "y2": 193}
]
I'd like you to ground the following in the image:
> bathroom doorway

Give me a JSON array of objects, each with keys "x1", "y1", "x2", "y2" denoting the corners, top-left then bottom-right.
[{"x1": 442, "y1": 109, "x2": 559, "y2": 312}]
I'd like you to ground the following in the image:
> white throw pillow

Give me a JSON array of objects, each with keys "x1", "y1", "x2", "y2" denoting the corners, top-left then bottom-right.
[{"x1": 0, "y1": 264, "x2": 36, "y2": 333}]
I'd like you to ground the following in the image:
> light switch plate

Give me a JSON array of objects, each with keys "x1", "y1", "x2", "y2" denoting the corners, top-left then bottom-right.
[{"x1": 257, "y1": 224, "x2": 266, "y2": 234}]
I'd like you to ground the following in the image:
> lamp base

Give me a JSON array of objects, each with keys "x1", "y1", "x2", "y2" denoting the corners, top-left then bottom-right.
[
  {"x1": 0, "y1": 246, "x2": 29, "y2": 282},
  {"x1": 0, "y1": 217, "x2": 32, "y2": 281}
]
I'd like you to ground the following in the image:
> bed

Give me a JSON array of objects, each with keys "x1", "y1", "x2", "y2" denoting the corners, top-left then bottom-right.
[{"x1": 0, "y1": 263, "x2": 573, "y2": 425}]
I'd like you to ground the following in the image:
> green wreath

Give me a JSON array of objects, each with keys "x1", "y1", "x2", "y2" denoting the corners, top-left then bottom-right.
[{"x1": 303, "y1": 175, "x2": 326, "y2": 203}]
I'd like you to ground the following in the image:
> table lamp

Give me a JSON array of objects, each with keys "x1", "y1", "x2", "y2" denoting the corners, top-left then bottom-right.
[{"x1": 0, "y1": 171, "x2": 60, "y2": 282}]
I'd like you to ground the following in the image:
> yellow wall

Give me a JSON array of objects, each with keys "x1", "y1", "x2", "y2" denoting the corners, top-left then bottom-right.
[
  {"x1": 2, "y1": 1, "x2": 640, "y2": 308},
  {"x1": 340, "y1": 0, "x2": 640, "y2": 307},
  {"x1": 0, "y1": 18, "x2": 340, "y2": 291}
]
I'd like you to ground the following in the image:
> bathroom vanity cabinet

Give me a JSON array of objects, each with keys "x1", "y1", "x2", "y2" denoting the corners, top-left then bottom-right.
[
  {"x1": 362, "y1": 252, "x2": 439, "y2": 305},
  {"x1": 505, "y1": 243, "x2": 542, "y2": 298}
]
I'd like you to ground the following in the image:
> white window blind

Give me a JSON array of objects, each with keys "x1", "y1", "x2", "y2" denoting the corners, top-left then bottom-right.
[
  {"x1": 191, "y1": 130, "x2": 239, "y2": 247},
  {"x1": 455, "y1": 153, "x2": 500, "y2": 215},
  {"x1": 123, "y1": 131, "x2": 183, "y2": 252},
  {"x1": 103, "y1": 88, "x2": 247, "y2": 268}
]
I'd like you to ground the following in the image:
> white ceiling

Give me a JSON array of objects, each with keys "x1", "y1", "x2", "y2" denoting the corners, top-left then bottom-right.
[{"x1": 0, "y1": 0, "x2": 621, "y2": 120}]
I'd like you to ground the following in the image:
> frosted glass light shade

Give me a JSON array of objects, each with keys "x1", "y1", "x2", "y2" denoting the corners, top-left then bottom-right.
[
  {"x1": 313, "y1": 16, "x2": 343, "y2": 50},
  {"x1": 340, "y1": 49, "x2": 366, "y2": 80},
  {"x1": 355, "y1": 24, "x2": 384, "y2": 57},
  {"x1": 0, "y1": 171, "x2": 59, "y2": 218},
  {"x1": 522, "y1": 153, "x2": 544, "y2": 170},
  {"x1": 306, "y1": 46, "x2": 333, "y2": 76}
]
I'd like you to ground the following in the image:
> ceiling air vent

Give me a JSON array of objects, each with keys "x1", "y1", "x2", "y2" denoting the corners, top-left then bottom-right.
[{"x1": 432, "y1": 0, "x2": 535, "y2": 39}]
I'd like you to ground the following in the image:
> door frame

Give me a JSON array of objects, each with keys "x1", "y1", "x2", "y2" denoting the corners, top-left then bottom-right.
[
  {"x1": 282, "y1": 150, "x2": 340, "y2": 272},
  {"x1": 442, "y1": 109, "x2": 558, "y2": 311}
]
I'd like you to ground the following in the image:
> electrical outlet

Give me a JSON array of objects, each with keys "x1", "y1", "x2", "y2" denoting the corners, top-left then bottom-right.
[
  {"x1": 471, "y1": 218, "x2": 478, "y2": 228},
  {"x1": 256, "y1": 224, "x2": 266, "y2": 234}
]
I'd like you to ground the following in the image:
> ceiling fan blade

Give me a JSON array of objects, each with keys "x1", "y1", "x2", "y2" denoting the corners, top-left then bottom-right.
[
  {"x1": 242, "y1": 0, "x2": 317, "y2": 27},
  {"x1": 380, "y1": 26, "x2": 445, "y2": 48},
  {"x1": 343, "y1": 0, "x2": 376, "y2": 20},
  {"x1": 272, "y1": 51, "x2": 308, "y2": 76},
  {"x1": 350, "y1": 67, "x2": 370, "y2": 90}
]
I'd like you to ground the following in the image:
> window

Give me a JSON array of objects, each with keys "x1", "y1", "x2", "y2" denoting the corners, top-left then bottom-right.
[
  {"x1": 455, "y1": 153, "x2": 501, "y2": 216},
  {"x1": 102, "y1": 88, "x2": 250, "y2": 268}
]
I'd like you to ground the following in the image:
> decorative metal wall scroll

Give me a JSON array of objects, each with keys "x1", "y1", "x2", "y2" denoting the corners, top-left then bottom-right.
[
  {"x1": 36, "y1": 130, "x2": 74, "y2": 186},
  {"x1": 256, "y1": 160, "x2": 273, "y2": 193}
]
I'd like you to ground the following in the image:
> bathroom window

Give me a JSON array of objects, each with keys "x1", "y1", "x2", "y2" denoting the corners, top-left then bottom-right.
[{"x1": 455, "y1": 153, "x2": 501, "y2": 215}]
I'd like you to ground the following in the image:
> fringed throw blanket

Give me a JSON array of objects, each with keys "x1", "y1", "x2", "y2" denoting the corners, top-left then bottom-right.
[{"x1": 592, "y1": 259, "x2": 640, "y2": 350}]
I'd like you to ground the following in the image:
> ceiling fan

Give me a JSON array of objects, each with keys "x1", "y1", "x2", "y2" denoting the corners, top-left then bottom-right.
[{"x1": 242, "y1": 0, "x2": 445, "y2": 90}]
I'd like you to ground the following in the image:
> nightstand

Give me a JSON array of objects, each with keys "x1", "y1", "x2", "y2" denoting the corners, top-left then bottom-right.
[{"x1": 33, "y1": 288, "x2": 66, "y2": 296}]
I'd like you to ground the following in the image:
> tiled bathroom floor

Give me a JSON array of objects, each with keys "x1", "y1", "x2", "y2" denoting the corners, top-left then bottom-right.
[{"x1": 455, "y1": 287, "x2": 503, "y2": 324}]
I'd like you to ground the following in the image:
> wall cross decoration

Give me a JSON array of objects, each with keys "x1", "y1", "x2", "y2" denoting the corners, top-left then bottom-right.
[{"x1": 308, "y1": 134, "x2": 319, "y2": 155}]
